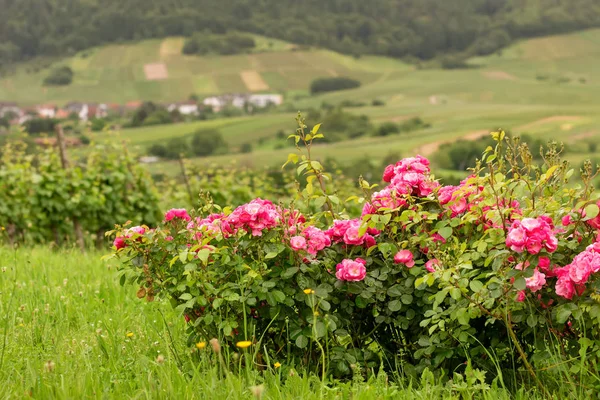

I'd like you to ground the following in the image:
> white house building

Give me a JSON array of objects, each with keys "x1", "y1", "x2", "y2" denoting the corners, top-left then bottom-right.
[{"x1": 167, "y1": 101, "x2": 199, "y2": 115}]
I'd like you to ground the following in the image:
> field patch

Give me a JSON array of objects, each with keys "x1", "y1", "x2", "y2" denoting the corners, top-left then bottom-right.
[
  {"x1": 417, "y1": 130, "x2": 489, "y2": 156},
  {"x1": 160, "y1": 38, "x2": 184, "y2": 58},
  {"x1": 482, "y1": 70, "x2": 517, "y2": 81},
  {"x1": 240, "y1": 70, "x2": 269, "y2": 91},
  {"x1": 517, "y1": 116, "x2": 583, "y2": 131},
  {"x1": 144, "y1": 63, "x2": 169, "y2": 80}
]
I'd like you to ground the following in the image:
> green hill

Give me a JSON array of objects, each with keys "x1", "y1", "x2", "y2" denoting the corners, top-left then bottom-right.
[
  {"x1": 0, "y1": 36, "x2": 410, "y2": 105},
  {"x1": 111, "y1": 29, "x2": 600, "y2": 175}
]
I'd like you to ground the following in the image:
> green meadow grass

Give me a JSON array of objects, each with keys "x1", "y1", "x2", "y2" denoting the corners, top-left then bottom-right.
[{"x1": 0, "y1": 247, "x2": 568, "y2": 399}]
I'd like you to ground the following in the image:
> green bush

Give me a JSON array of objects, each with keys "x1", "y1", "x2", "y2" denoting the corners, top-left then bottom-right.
[
  {"x1": 43, "y1": 66, "x2": 73, "y2": 86},
  {"x1": 112, "y1": 126, "x2": 600, "y2": 392},
  {"x1": 191, "y1": 129, "x2": 227, "y2": 157},
  {"x1": 183, "y1": 32, "x2": 255, "y2": 56},
  {"x1": 310, "y1": 77, "x2": 361, "y2": 95}
]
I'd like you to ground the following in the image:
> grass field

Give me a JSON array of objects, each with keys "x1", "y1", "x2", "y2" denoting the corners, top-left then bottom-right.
[
  {"x1": 150, "y1": 28, "x2": 600, "y2": 174},
  {"x1": 0, "y1": 247, "x2": 567, "y2": 399},
  {"x1": 0, "y1": 35, "x2": 409, "y2": 105}
]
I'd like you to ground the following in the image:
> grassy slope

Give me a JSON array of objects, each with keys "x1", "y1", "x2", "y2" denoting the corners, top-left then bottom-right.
[
  {"x1": 0, "y1": 247, "x2": 558, "y2": 399},
  {"x1": 168, "y1": 28, "x2": 600, "y2": 173},
  {"x1": 0, "y1": 35, "x2": 409, "y2": 105}
]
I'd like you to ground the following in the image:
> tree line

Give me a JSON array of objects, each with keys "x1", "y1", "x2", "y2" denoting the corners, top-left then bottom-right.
[{"x1": 1, "y1": 0, "x2": 600, "y2": 67}]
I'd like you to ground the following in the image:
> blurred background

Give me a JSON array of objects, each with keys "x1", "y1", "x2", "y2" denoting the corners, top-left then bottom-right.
[{"x1": 1, "y1": 0, "x2": 600, "y2": 191}]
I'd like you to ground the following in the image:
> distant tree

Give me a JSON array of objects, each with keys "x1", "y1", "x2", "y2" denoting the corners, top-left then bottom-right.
[
  {"x1": 23, "y1": 118, "x2": 57, "y2": 135},
  {"x1": 240, "y1": 142, "x2": 253, "y2": 153},
  {"x1": 374, "y1": 122, "x2": 400, "y2": 137},
  {"x1": 43, "y1": 66, "x2": 74, "y2": 86},
  {"x1": 190, "y1": 129, "x2": 227, "y2": 157},
  {"x1": 0, "y1": 117, "x2": 9, "y2": 129},
  {"x1": 310, "y1": 77, "x2": 361, "y2": 94}
]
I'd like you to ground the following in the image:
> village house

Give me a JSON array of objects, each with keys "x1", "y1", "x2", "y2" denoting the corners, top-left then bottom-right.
[
  {"x1": 37, "y1": 104, "x2": 57, "y2": 118},
  {"x1": 167, "y1": 100, "x2": 199, "y2": 116},
  {"x1": 203, "y1": 93, "x2": 283, "y2": 112},
  {"x1": 0, "y1": 102, "x2": 21, "y2": 119},
  {"x1": 64, "y1": 102, "x2": 109, "y2": 120}
]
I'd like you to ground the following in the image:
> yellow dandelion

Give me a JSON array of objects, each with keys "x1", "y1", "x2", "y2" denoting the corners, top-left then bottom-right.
[
  {"x1": 274, "y1": 362, "x2": 281, "y2": 368},
  {"x1": 303, "y1": 288, "x2": 315, "y2": 294},
  {"x1": 126, "y1": 332, "x2": 134, "y2": 338},
  {"x1": 196, "y1": 341, "x2": 207, "y2": 349},
  {"x1": 236, "y1": 340, "x2": 252, "y2": 349}
]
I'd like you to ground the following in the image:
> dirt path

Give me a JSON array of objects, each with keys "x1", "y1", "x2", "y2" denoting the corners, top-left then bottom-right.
[
  {"x1": 517, "y1": 115, "x2": 583, "y2": 131},
  {"x1": 482, "y1": 70, "x2": 517, "y2": 81},
  {"x1": 416, "y1": 130, "x2": 490, "y2": 157}
]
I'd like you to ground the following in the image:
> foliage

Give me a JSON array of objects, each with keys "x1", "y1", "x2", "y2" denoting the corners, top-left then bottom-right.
[
  {"x1": 23, "y1": 118, "x2": 57, "y2": 135},
  {"x1": 2, "y1": 0, "x2": 600, "y2": 63},
  {"x1": 374, "y1": 118, "x2": 430, "y2": 137},
  {"x1": 130, "y1": 102, "x2": 175, "y2": 127},
  {"x1": 111, "y1": 117, "x2": 600, "y2": 395},
  {"x1": 434, "y1": 133, "x2": 555, "y2": 171},
  {"x1": 43, "y1": 66, "x2": 73, "y2": 86},
  {"x1": 183, "y1": 32, "x2": 256, "y2": 55},
  {"x1": 0, "y1": 140, "x2": 161, "y2": 245},
  {"x1": 310, "y1": 77, "x2": 361, "y2": 95},
  {"x1": 148, "y1": 129, "x2": 228, "y2": 159},
  {"x1": 305, "y1": 107, "x2": 372, "y2": 142}
]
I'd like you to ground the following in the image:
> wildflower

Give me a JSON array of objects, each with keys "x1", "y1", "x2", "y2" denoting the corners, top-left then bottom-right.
[
  {"x1": 209, "y1": 338, "x2": 221, "y2": 353},
  {"x1": 249, "y1": 384, "x2": 265, "y2": 399},
  {"x1": 394, "y1": 250, "x2": 415, "y2": 268},
  {"x1": 126, "y1": 332, "x2": 134, "y2": 338},
  {"x1": 44, "y1": 360, "x2": 55, "y2": 373},
  {"x1": 303, "y1": 288, "x2": 315, "y2": 294},
  {"x1": 195, "y1": 341, "x2": 206, "y2": 349},
  {"x1": 236, "y1": 341, "x2": 252, "y2": 349},
  {"x1": 156, "y1": 354, "x2": 165, "y2": 364},
  {"x1": 274, "y1": 362, "x2": 281, "y2": 368},
  {"x1": 336, "y1": 258, "x2": 367, "y2": 282}
]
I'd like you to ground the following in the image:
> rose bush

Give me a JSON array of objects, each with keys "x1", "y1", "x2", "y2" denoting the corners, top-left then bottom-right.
[{"x1": 110, "y1": 125, "x2": 600, "y2": 391}]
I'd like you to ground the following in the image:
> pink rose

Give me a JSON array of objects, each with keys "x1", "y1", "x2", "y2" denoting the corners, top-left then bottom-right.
[
  {"x1": 164, "y1": 208, "x2": 191, "y2": 222},
  {"x1": 290, "y1": 235, "x2": 307, "y2": 251},
  {"x1": 425, "y1": 259, "x2": 440, "y2": 273},
  {"x1": 562, "y1": 215, "x2": 572, "y2": 226},
  {"x1": 335, "y1": 258, "x2": 367, "y2": 282},
  {"x1": 113, "y1": 237, "x2": 126, "y2": 250},
  {"x1": 516, "y1": 291, "x2": 526, "y2": 302},
  {"x1": 525, "y1": 269, "x2": 546, "y2": 292},
  {"x1": 394, "y1": 250, "x2": 415, "y2": 268}
]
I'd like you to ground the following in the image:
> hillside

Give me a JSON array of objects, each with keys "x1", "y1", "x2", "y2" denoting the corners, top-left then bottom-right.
[
  {"x1": 1, "y1": 0, "x2": 600, "y2": 67},
  {"x1": 0, "y1": 36, "x2": 409, "y2": 105},
  {"x1": 111, "y1": 29, "x2": 600, "y2": 176}
]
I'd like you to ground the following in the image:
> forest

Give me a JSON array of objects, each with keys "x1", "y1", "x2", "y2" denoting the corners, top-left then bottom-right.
[{"x1": 1, "y1": 0, "x2": 600, "y2": 66}]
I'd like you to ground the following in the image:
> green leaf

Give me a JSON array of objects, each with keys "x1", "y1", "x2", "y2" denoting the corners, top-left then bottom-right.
[
  {"x1": 265, "y1": 252, "x2": 278, "y2": 259},
  {"x1": 281, "y1": 267, "x2": 298, "y2": 279},
  {"x1": 513, "y1": 276, "x2": 526, "y2": 291},
  {"x1": 179, "y1": 293, "x2": 193, "y2": 301},
  {"x1": 387, "y1": 284, "x2": 403, "y2": 297},
  {"x1": 556, "y1": 306, "x2": 573, "y2": 324},
  {"x1": 388, "y1": 300, "x2": 402, "y2": 311},
  {"x1": 584, "y1": 203, "x2": 600, "y2": 221},
  {"x1": 212, "y1": 298, "x2": 223, "y2": 309},
  {"x1": 527, "y1": 314, "x2": 537, "y2": 328},
  {"x1": 469, "y1": 280, "x2": 484, "y2": 293},
  {"x1": 401, "y1": 294, "x2": 413, "y2": 305},
  {"x1": 450, "y1": 288, "x2": 462, "y2": 300},
  {"x1": 295, "y1": 335, "x2": 308, "y2": 349},
  {"x1": 438, "y1": 227, "x2": 452, "y2": 240},
  {"x1": 314, "y1": 321, "x2": 326, "y2": 338},
  {"x1": 197, "y1": 249, "x2": 210, "y2": 264}
]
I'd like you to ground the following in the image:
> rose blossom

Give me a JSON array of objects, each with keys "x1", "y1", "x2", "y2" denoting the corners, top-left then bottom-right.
[
  {"x1": 290, "y1": 236, "x2": 307, "y2": 251},
  {"x1": 164, "y1": 208, "x2": 191, "y2": 222},
  {"x1": 335, "y1": 258, "x2": 367, "y2": 282},
  {"x1": 394, "y1": 250, "x2": 415, "y2": 268},
  {"x1": 425, "y1": 259, "x2": 440, "y2": 273}
]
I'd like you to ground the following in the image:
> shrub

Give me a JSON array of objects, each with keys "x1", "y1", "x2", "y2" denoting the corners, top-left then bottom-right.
[
  {"x1": 111, "y1": 123, "x2": 600, "y2": 391},
  {"x1": 43, "y1": 66, "x2": 73, "y2": 86},
  {"x1": 374, "y1": 122, "x2": 400, "y2": 137},
  {"x1": 440, "y1": 55, "x2": 469, "y2": 70},
  {"x1": 190, "y1": 129, "x2": 227, "y2": 157},
  {"x1": 23, "y1": 118, "x2": 57, "y2": 135},
  {"x1": 240, "y1": 142, "x2": 253, "y2": 153},
  {"x1": 310, "y1": 77, "x2": 361, "y2": 95}
]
